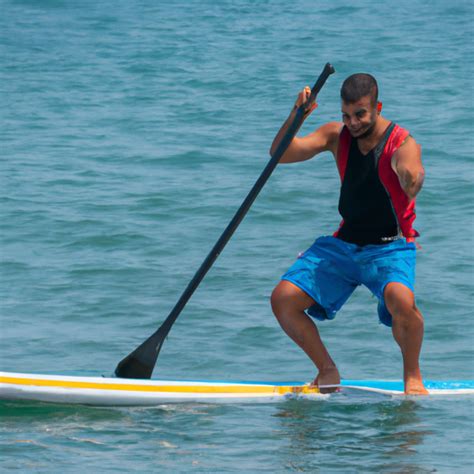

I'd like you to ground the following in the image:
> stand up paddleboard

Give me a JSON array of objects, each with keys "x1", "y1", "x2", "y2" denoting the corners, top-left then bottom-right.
[{"x1": 1, "y1": 372, "x2": 473, "y2": 406}]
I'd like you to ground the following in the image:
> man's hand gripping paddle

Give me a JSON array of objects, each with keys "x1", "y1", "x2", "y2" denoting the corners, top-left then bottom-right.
[{"x1": 115, "y1": 63, "x2": 336, "y2": 379}]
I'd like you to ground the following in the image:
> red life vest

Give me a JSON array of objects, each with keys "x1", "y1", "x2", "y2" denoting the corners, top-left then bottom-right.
[{"x1": 334, "y1": 123, "x2": 419, "y2": 244}]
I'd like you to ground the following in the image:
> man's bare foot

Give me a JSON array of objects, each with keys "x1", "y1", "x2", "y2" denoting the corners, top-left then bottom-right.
[
  {"x1": 404, "y1": 376, "x2": 429, "y2": 395},
  {"x1": 312, "y1": 366, "x2": 341, "y2": 393}
]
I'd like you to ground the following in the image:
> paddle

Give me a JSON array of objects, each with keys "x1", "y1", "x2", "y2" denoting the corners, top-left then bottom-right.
[{"x1": 115, "y1": 63, "x2": 336, "y2": 379}]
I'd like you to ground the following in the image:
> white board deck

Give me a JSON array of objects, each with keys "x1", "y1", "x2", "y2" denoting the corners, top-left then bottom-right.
[{"x1": 0, "y1": 371, "x2": 473, "y2": 406}]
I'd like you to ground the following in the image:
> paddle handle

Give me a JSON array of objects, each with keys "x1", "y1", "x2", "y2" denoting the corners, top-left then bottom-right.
[
  {"x1": 115, "y1": 63, "x2": 335, "y2": 378},
  {"x1": 307, "y1": 63, "x2": 335, "y2": 110}
]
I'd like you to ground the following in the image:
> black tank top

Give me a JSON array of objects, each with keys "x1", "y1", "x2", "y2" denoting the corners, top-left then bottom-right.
[{"x1": 337, "y1": 123, "x2": 399, "y2": 246}]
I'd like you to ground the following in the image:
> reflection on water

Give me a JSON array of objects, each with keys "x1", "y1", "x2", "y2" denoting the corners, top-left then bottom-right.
[
  {"x1": 0, "y1": 399, "x2": 125, "y2": 422},
  {"x1": 274, "y1": 397, "x2": 435, "y2": 473}
]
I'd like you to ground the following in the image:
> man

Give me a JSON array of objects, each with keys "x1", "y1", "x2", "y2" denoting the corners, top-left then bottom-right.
[{"x1": 270, "y1": 73, "x2": 428, "y2": 395}]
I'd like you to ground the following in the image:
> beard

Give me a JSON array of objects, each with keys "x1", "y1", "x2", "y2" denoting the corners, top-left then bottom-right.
[
  {"x1": 355, "y1": 121, "x2": 377, "y2": 139},
  {"x1": 349, "y1": 111, "x2": 378, "y2": 139}
]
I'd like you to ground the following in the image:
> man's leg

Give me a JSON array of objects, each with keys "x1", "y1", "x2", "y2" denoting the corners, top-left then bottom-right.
[
  {"x1": 384, "y1": 282, "x2": 428, "y2": 395},
  {"x1": 271, "y1": 280, "x2": 340, "y2": 391}
]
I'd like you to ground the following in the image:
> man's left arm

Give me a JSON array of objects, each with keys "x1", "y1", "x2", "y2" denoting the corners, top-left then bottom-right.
[{"x1": 391, "y1": 136, "x2": 425, "y2": 201}]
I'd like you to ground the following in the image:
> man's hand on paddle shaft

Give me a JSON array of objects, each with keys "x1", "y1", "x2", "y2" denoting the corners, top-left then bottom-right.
[
  {"x1": 270, "y1": 86, "x2": 340, "y2": 164},
  {"x1": 294, "y1": 85, "x2": 318, "y2": 117},
  {"x1": 269, "y1": 86, "x2": 317, "y2": 160},
  {"x1": 391, "y1": 136, "x2": 425, "y2": 201}
]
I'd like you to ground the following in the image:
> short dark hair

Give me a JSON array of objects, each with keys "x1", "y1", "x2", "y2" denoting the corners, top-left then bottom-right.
[{"x1": 340, "y1": 73, "x2": 378, "y2": 105}]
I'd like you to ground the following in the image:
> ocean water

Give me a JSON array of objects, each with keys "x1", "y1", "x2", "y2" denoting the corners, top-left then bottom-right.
[{"x1": 1, "y1": 0, "x2": 473, "y2": 472}]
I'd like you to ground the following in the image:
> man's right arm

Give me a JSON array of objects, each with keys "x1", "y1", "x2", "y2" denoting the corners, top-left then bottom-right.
[
  {"x1": 270, "y1": 121, "x2": 341, "y2": 163},
  {"x1": 269, "y1": 86, "x2": 341, "y2": 163}
]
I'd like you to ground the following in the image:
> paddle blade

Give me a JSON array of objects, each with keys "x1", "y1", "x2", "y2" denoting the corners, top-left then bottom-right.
[{"x1": 114, "y1": 329, "x2": 166, "y2": 379}]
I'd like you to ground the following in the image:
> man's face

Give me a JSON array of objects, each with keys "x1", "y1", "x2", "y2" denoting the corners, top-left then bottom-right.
[{"x1": 341, "y1": 95, "x2": 378, "y2": 138}]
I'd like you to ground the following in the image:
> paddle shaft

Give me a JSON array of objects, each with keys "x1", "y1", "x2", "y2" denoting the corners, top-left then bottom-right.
[
  {"x1": 160, "y1": 65, "x2": 335, "y2": 333},
  {"x1": 115, "y1": 63, "x2": 335, "y2": 378}
]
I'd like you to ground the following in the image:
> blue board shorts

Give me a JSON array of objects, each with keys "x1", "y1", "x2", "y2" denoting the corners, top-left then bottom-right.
[{"x1": 281, "y1": 236, "x2": 416, "y2": 327}]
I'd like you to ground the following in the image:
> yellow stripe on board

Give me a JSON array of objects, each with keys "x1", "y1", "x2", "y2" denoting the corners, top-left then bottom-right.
[{"x1": 0, "y1": 375, "x2": 320, "y2": 395}]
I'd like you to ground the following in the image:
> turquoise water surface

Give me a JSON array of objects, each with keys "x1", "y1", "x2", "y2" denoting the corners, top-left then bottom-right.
[{"x1": 1, "y1": 0, "x2": 473, "y2": 472}]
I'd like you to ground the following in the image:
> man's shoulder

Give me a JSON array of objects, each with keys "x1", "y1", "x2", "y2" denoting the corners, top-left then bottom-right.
[
  {"x1": 393, "y1": 135, "x2": 420, "y2": 159},
  {"x1": 321, "y1": 121, "x2": 343, "y2": 136},
  {"x1": 318, "y1": 122, "x2": 343, "y2": 151}
]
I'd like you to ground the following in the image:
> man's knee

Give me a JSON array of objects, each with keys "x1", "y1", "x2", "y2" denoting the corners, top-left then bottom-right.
[
  {"x1": 384, "y1": 282, "x2": 424, "y2": 327},
  {"x1": 271, "y1": 281, "x2": 293, "y2": 316},
  {"x1": 271, "y1": 281, "x2": 314, "y2": 317}
]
